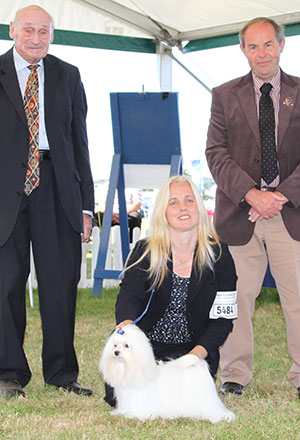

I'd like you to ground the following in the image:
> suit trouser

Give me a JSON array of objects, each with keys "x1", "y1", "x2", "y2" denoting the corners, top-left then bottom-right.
[
  {"x1": 220, "y1": 214, "x2": 300, "y2": 388},
  {"x1": 0, "y1": 160, "x2": 81, "y2": 387}
]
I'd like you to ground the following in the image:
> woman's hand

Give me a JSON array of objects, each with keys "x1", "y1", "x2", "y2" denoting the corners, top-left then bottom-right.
[
  {"x1": 115, "y1": 319, "x2": 133, "y2": 331},
  {"x1": 189, "y1": 345, "x2": 208, "y2": 359}
]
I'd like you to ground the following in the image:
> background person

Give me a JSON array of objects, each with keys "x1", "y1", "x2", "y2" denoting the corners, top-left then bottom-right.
[
  {"x1": 104, "y1": 175, "x2": 237, "y2": 407},
  {"x1": 94, "y1": 188, "x2": 143, "y2": 242},
  {"x1": 206, "y1": 17, "x2": 300, "y2": 398},
  {"x1": 0, "y1": 5, "x2": 94, "y2": 398}
]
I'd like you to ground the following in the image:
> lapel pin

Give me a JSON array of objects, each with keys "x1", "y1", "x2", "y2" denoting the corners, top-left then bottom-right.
[{"x1": 283, "y1": 97, "x2": 293, "y2": 106}]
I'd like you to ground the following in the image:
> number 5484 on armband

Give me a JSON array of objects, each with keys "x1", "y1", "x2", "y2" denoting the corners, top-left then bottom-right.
[{"x1": 209, "y1": 291, "x2": 237, "y2": 319}]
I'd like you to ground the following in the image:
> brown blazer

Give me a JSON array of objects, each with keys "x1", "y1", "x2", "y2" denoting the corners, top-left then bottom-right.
[{"x1": 206, "y1": 70, "x2": 300, "y2": 245}]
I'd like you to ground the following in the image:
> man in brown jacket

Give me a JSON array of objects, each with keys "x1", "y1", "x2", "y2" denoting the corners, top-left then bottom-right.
[{"x1": 206, "y1": 17, "x2": 300, "y2": 399}]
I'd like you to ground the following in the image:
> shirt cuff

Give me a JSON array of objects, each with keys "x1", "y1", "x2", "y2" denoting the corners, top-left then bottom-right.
[{"x1": 83, "y1": 210, "x2": 93, "y2": 217}]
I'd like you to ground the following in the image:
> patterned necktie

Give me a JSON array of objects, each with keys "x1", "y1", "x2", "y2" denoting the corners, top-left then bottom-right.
[
  {"x1": 24, "y1": 65, "x2": 39, "y2": 196},
  {"x1": 259, "y1": 82, "x2": 279, "y2": 185}
]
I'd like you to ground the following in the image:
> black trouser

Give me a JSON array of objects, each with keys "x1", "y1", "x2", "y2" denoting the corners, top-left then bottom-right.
[{"x1": 0, "y1": 161, "x2": 81, "y2": 387}]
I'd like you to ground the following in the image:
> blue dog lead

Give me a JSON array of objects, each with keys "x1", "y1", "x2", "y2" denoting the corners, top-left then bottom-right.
[{"x1": 117, "y1": 265, "x2": 162, "y2": 335}]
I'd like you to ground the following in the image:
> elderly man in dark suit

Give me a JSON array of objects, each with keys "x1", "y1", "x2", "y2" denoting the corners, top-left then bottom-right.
[
  {"x1": 0, "y1": 5, "x2": 94, "y2": 398},
  {"x1": 206, "y1": 17, "x2": 300, "y2": 399}
]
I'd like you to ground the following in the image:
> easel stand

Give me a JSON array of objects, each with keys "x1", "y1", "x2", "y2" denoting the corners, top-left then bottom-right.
[{"x1": 93, "y1": 92, "x2": 182, "y2": 295}]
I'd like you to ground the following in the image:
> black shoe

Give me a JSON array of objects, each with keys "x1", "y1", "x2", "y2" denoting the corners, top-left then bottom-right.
[
  {"x1": 58, "y1": 381, "x2": 93, "y2": 396},
  {"x1": 298, "y1": 386, "x2": 300, "y2": 399},
  {"x1": 220, "y1": 381, "x2": 244, "y2": 395},
  {"x1": 0, "y1": 379, "x2": 25, "y2": 398}
]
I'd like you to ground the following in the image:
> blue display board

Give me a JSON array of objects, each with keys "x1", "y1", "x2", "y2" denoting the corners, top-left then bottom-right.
[
  {"x1": 263, "y1": 264, "x2": 276, "y2": 288},
  {"x1": 92, "y1": 92, "x2": 182, "y2": 295}
]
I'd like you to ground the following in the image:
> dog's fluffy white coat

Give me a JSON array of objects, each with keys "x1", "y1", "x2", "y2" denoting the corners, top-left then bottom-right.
[{"x1": 100, "y1": 324, "x2": 236, "y2": 423}]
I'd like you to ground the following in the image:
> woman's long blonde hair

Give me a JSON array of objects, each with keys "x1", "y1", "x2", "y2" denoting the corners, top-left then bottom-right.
[{"x1": 125, "y1": 175, "x2": 220, "y2": 289}]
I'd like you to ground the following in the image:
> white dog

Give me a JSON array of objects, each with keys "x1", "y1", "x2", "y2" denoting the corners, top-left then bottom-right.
[{"x1": 100, "y1": 324, "x2": 236, "y2": 423}]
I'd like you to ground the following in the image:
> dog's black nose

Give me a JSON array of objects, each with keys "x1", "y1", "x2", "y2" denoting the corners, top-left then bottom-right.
[{"x1": 114, "y1": 350, "x2": 120, "y2": 356}]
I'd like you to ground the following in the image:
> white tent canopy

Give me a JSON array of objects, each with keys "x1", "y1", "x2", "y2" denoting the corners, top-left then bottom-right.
[
  {"x1": 2, "y1": 0, "x2": 300, "y2": 183},
  {"x1": 81, "y1": 0, "x2": 300, "y2": 49},
  {"x1": 1, "y1": 0, "x2": 300, "y2": 53}
]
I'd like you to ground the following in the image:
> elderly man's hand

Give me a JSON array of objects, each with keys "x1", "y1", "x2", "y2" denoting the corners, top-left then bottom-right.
[{"x1": 81, "y1": 213, "x2": 92, "y2": 243}]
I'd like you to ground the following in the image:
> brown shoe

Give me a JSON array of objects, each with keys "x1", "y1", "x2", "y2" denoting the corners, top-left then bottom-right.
[{"x1": 0, "y1": 379, "x2": 25, "y2": 398}]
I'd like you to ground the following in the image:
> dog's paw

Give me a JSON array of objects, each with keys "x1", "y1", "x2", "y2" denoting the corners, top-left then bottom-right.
[
  {"x1": 223, "y1": 410, "x2": 236, "y2": 422},
  {"x1": 208, "y1": 410, "x2": 236, "y2": 424}
]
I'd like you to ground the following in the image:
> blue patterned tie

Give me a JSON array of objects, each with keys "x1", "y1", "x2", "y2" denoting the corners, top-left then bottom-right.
[{"x1": 259, "y1": 83, "x2": 278, "y2": 185}]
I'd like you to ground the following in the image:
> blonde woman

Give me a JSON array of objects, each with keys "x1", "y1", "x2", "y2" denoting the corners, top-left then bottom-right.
[{"x1": 105, "y1": 176, "x2": 237, "y2": 407}]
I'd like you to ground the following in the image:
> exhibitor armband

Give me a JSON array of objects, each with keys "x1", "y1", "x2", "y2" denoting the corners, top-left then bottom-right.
[{"x1": 209, "y1": 291, "x2": 237, "y2": 319}]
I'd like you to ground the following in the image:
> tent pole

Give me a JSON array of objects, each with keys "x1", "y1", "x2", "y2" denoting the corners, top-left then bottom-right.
[
  {"x1": 170, "y1": 53, "x2": 212, "y2": 93},
  {"x1": 156, "y1": 42, "x2": 173, "y2": 91}
]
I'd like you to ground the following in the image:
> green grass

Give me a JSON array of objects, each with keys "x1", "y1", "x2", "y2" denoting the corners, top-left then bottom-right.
[{"x1": 0, "y1": 287, "x2": 299, "y2": 440}]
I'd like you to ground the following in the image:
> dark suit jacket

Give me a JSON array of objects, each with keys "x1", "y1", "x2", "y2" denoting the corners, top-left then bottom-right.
[
  {"x1": 0, "y1": 48, "x2": 94, "y2": 247},
  {"x1": 206, "y1": 70, "x2": 300, "y2": 245},
  {"x1": 115, "y1": 239, "x2": 236, "y2": 356}
]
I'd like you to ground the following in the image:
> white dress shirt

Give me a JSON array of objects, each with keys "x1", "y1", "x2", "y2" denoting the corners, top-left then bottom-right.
[{"x1": 13, "y1": 46, "x2": 50, "y2": 150}]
